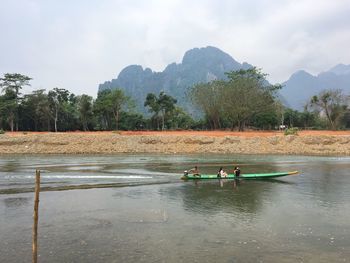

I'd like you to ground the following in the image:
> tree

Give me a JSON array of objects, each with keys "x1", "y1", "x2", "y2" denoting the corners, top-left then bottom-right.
[
  {"x1": 0, "y1": 73, "x2": 32, "y2": 131},
  {"x1": 309, "y1": 89, "x2": 348, "y2": 130},
  {"x1": 0, "y1": 95, "x2": 4, "y2": 130},
  {"x1": 144, "y1": 93, "x2": 161, "y2": 130},
  {"x1": 169, "y1": 107, "x2": 195, "y2": 129},
  {"x1": 190, "y1": 68, "x2": 281, "y2": 131},
  {"x1": 253, "y1": 111, "x2": 278, "y2": 130},
  {"x1": 284, "y1": 108, "x2": 300, "y2": 128},
  {"x1": 94, "y1": 89, "x2": 132, "y2": 130},
  {"x1": 94, "y1": 90, "x2": 113, "y2": 130},
  {"x1": 108, "y1": 89, "x2": 132, "y2": 130},
  {"x1": 0, "y1": 89, "x2": 16, "y2": 131},
  {"x1": 0, "y1": 73, "x2": 32, "y2": 97},
  {"x1": 158, "y1": 91, "x2": 177, "y2": 130},
  {"x1": 190, "y1": 81, "x2": 223, "y2": 129},
  {"x1": 62, "y1": 93, "x2": 79, "y2": 131},
  {"x1": 22, "y1": 89, "x2": 51, "y2": 131},
  {"x1": 48, "y1": 88, "x2": 70, "y2": 132},
  {"x1": 223, "y1": 68, "x2": 281, "y2": 131},
  {"x1": 77, "y1": 94, "x2": 93, "y2": 131},
  {"x1": 119, "y1": 112, "x2": 146, "y2": 130},
  {"x1": 144, "y1": 91, "x2": 177, "y2": 130},
  {"x1": 275, "y1": 100, "x2": 285, "y2": 128}
]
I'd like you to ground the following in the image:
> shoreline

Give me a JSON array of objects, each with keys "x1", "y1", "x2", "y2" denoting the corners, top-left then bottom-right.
[{"x1": 1, "y1": 131, "x2": 350, "y2": 156}]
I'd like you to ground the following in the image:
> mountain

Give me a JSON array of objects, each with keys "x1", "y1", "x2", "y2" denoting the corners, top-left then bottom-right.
[
  {"x1": 98, "y1": 46, "x2": 253, "y2": 113},
  {"x1": 98, "y1": 46, "x2": 350, "y2": 113},
  {"x1": 328, "y1": 64, "x2": 350, "y2": 75},
  {"x1": 280, "y1": 64, "x2": 350, "y2": 110}
]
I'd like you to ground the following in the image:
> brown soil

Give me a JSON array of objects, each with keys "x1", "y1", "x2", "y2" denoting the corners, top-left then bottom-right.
[
  {"x1": 1, "y1": 130, "x2": 350, "y2": 155},
  {"x1": 5, "y1": 130, "x2": 350, "y2": 137}
]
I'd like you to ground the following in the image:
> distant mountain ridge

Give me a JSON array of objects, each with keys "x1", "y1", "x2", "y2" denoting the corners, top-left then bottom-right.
[
  {"x1": 280, "y1": 64, "x2": 350, "y2": 110},
  {"x1": 98, "y1": 46, "x2": 350, "y2": 112},
  {"x1": 98, "y1": 46, "x2": 253, "y2": 113}
]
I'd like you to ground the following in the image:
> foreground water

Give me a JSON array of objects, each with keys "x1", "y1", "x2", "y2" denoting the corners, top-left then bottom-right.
[{"x1": 1, "y1": 154, "x2": 350, "y2": 262}]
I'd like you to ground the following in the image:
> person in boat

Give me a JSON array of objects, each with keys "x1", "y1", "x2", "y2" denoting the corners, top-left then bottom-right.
[
  {"x1": 189, "y1": 166, "x2": 201, "y2": 177},
  {"x1": 217, "y1": 167, "x2": 227, "y2": 178},
  {"x1": 233, "y1": 166, "x2": 241, "y2": 177}
]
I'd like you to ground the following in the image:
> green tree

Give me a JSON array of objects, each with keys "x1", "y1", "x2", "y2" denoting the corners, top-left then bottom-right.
[
  {"x1": 253, "y1": 111, "x2": 278, "y2": 130},
  {"x1": 119, "y1": 112, "x2": 146, "y2": 130},
  {"x1": 144, "y1": 91, "x2": 177, "y2": 130},
  {"x1": 77, "y1": 94, "x2": 93, "y2": 131},
  {"x1": 144, "y1": 93, "x2": 161, "y2": 129},
  {"x1": 94, "y1": 89, "x2": 132, "y2": 130},
  {"x1": 169, "y1": 107, "x2": 195, "y2": 129},
  {"x1": 48, "y1": 88, "x2": 70, "y2": 132},
  {"x1": 190, "y1": 81, "x2": 223, "y2": 129},
  {"x1": 309, "y1": 89, "x2": 348, "y2": 130},
  {"x1": 0, "y1": 73, "x2": 32, "y2": 131},
  {"x1": 190, "y1": 68, "x2": 281, "y2": 131},
  {"x1": 299, "y1": 105, "x2": 318, "y2": 129},
  {"x1": 108, "y1": 89, "x2": 131, "y2": 130},
  {"x1": 284, "y1": 109, "x2": 300, "y2": 128},
  {"x1": 0, "y1": 94, "x2": 4, "y2": 130},
  {"x1": 275, "y1": 100, "x2": 286, "y2": 128},
  {"x1": 93, "y1": 90, "x2": 113, "y2": 130},
  {"x1": 22, "y1": 89, "x2": 51, "y2": 131},
  {"x1": 223, "y1": 68, "x2": 281, "y2": 131},
  {"x1": 0, "y1": 89, "x2": 16, "y2": 131},
  {"x1": 343, "y1": 110, "x2": 350, "y2": 128},
  {"x1": 158, "y1": 91, "x2": 177, "y2": 130}
]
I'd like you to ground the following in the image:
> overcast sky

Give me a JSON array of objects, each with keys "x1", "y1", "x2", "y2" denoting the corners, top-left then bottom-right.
[{"x1": 1, "y1": 0, "x2": 350, "y2": 97}]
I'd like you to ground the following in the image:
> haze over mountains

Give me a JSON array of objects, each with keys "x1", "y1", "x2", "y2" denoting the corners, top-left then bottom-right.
[
  {"x1": 280, "y1": 64, "x2": 350, "y2": 110},
  {"x1": 99, "y1": 46, "x2": 252, "y2": 113},
  {"x1": 99, "y1": 46, "x2": 350, "y2": 112}
]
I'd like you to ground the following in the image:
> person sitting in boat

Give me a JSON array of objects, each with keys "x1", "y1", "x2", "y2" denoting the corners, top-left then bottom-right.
[
  {"x1": 233, "y1": 166, "x2": 241, "y2": 177},
  {"x1": 189, "y1": 166, "x2": 201, "y2": 177},
  {"x1": 217, "y1": 167, "x2": 227, "y2": 178}
]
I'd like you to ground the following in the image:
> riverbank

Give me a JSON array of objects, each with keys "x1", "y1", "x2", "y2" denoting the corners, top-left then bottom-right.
[{"x1": 1, "y1": 130, "x2": 350, "y2": 155}]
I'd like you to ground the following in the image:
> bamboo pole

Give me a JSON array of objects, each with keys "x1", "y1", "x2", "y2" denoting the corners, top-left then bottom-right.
[{"x1": 32, "y1": 170, "x2": 40, "y2": 263}]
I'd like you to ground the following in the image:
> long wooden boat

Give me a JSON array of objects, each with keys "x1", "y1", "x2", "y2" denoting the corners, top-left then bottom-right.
[{"x1": 181, "y1": 171, "x2": 298, "y2": 180}]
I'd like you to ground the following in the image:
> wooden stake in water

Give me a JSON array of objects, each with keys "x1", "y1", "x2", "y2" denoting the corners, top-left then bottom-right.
[{"x1": 32, "y1": 170, "x2": 40, "y2": 263}]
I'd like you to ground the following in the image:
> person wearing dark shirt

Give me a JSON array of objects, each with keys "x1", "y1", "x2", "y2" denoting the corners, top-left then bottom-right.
[{"x1": 233, "y1": 166, "x2": 241, "y2": 177}]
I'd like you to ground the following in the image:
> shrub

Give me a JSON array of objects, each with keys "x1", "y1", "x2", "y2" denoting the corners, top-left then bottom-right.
[
  {"x1": 284, "y1": 127, "x2": 299, "y2": 135},
  {"x1": 0, "y1": 129, "x2": 5, "y2": 134}
]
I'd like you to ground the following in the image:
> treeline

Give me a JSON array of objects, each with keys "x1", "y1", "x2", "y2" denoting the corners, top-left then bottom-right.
[
  {"x1": 0, "y1": 70, "x2": 349, "y2": 132},
  {"x1": 0, "y1": 73, "x2": 194, "y2": 132},
  {"x1": 191, "y1": 68, "x2": 350, "y2": 131}
]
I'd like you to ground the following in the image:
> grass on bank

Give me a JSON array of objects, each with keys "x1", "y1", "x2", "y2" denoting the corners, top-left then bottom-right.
[{"x1": 284, "y1": 127, "x2": 299, "y2": 135}]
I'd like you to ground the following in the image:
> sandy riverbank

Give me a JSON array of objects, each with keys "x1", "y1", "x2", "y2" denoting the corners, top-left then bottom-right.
[{"x1": 1, "y1": 130, "x2": 350, "y2": 155}]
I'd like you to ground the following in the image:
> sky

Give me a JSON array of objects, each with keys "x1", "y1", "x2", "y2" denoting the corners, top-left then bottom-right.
[{"x1": 1, "y1": 0, "x2": 350, "y2": 97}]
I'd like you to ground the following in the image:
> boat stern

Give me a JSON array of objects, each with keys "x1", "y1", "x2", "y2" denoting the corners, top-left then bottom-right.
[{"x1": 181, "y1": 171, "x2": 189, "y2": 180}]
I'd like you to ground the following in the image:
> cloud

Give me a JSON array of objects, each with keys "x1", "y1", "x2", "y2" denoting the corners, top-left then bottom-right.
[{"x1": 1, "y1": 0, "x2": 349, "y2": 96}]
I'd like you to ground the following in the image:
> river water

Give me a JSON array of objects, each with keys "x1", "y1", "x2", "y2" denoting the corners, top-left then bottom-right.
[{"x1": 0, "y1": 154, "x2": 350, "y2": 262}]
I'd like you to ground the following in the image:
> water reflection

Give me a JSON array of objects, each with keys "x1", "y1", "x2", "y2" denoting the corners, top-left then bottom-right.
[
  {"x1": 179, "y1": 179, "x2": 283, "y2": 216},
  {"x1": 1, "y1": 159, "x2": 21, "y2": 172},
  {"x1": 1, "y1": 155, "x2": 350, "y2": 262},
  {"x1": 3, "y1": 197, "x2": 30, "y2": 208}
]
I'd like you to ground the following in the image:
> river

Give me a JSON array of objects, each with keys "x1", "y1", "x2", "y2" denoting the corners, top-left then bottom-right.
[{"x1": 1, "y1": 154, "x2": 350, "y2": 262}]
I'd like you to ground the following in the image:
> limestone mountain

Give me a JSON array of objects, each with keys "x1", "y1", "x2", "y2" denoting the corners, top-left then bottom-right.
[
  {"x1": 98, "y1": 46, "x2": 253, "y2": 113},
  {"x1": 98, "y1": 46, "x2": 350, "y2": 113},
  {"x1": 280, "y1": 64, "x2": 350, "y2": 110}
]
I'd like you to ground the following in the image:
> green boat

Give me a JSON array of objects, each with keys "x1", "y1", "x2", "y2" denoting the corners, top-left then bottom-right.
[{"x1": 181, "y1": 171, "x2": 298, "y2": 180}]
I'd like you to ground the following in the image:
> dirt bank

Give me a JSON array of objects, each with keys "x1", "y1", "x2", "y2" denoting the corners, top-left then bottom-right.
[{"x1": 1, "y1": 130, "x2": 350, "y2": 155}]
